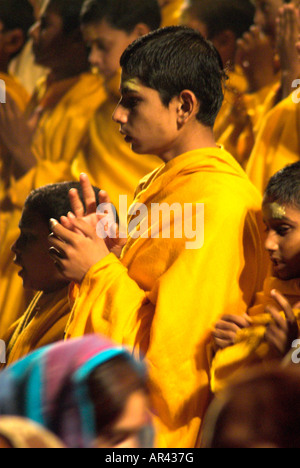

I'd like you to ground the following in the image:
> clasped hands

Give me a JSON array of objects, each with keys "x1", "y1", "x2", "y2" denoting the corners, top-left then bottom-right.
[
  {"x1": 48, "y1": 173, "x2": 127, "y2": 283},
  {"x1": 213, "y1": 289, "x2": 299, "y2": 357}
]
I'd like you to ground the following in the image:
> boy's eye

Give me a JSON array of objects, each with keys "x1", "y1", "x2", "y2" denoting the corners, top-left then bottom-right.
[
  {"x1": 276, "y1": 226, "x2": 290, "y2": 236},
  {"x1": 121, "y1": 96, "x2": 140, "y2": 109}
]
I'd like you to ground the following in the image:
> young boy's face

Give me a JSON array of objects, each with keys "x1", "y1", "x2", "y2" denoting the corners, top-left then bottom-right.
[
  {"x1": 263, "y1": 200, "x2": 300, "y2": 280},
  {"x1": 112, "y1": 75, "x2": 180, "y2": 160},
  {"x1": 81, "y1": 20, "x2": 141, "y2": 81},
  {"x1": 30, "y1": 0, "x2": 74, "y2": 69},
  {"x1": 11, "y1": 208, "x2": 68, "y2": 292},
  {"x1": 253, "y1": 0, "x2": 283, "y2": 40}
]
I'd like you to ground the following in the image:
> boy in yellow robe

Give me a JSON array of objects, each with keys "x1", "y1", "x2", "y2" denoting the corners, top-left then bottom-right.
[
  {"x1": 0, "y1": 0, "x2": 34, "y2": 202},
  {"x1": 9, "y1": 0, "x2": 46, "y2": 95},
  {"x1": 0, "y1": 0, "x2": 106, "y2": 332},
  {"x1": 72, "y1": 0, "x2": 162, "y2": 223},
  {"x1": 49, "y1": 27, "x2": 268, "y2": 448},
  {"x1": 246, "y1": 3, "x2": 300, "y2": 194},
  {"x1": 182, "y1": 0, "x2": 282, "y2": 167},
  {"x1": 0, "y1": 181, "x2": 101, "y2": 366},
  {"x1": 211, "y1": 161, "x2": 300, "y2": 394}
]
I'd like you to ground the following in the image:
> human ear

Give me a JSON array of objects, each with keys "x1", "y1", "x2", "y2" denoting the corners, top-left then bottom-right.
[
  {"x1": 3, "y1": 29, "x2": 25, "y2": 56},
  {"x1": 177, "y1": 90, "x2": 198, "y2": 125},
  {"x1": 131, "y1": 23, "x2": 152, "y2": 39}
]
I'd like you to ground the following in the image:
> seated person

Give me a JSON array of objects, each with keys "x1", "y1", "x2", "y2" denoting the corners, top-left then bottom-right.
[
  {"x1": 0, "y1": 335, "x2": 153, "y2": 449},
  {"x1": 211, "y1": 161, "x2": 300, "y2": 394},
  {"x1": 0, "y1": 181, "x2": 100, "y2": 366},
  {"x1": 48, "y1": 27, "x2": 268, "y2": 448}
]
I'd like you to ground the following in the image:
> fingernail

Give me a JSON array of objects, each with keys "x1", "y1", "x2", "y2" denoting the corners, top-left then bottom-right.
[
  {"x1": 49, "y1": 218, "x2": 58, "y2": 229},
  {"x1": 67, "y1": 211, "x2": 75, "y2": 218}
]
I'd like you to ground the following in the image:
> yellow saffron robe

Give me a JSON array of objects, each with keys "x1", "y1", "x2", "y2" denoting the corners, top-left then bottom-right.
[
  {"x1": 210, "y1": 276, "x2": 300, "y2": 394},
  {"x1": 1, "y1": 285, "x2": 71, "y2": 367},
  {"x1": 161, "y1": 0, "x2": 186, "y2": 26},
  {"x1": 246, "y1": 92, "x2": 300, "y2": 194},
  {"x1": 0, "y1": 72, "x2": 106, "y2": 335},
  {"x1": 65, "y1": 147, "x2": 268, "y2": 448},
  {"x1": 0, "y1": 72, "x2": 30, "y2": 202}
]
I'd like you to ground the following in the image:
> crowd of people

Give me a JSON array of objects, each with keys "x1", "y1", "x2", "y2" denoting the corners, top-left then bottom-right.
[{"x1": 1, "y1": 0, "x2": 300, "y2": 449}]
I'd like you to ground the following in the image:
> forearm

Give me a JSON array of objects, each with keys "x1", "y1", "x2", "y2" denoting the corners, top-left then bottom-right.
[{"x1": 65, "y1": 254, "x2": 152, "y2": 355}]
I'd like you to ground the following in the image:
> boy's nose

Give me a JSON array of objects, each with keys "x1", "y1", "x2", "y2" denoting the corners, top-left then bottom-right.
[
  {"x1": 11, "y1": 238, "x2": 20, "y2": 255},
  {"x1": 112, "y1": 103, "x2": 127, "y2": 124},
  {"x1": 88, "y1": 46, "x2": 103, "y2": 70},
  {"x1": 264, "y1": 231, "x2": 279, "y2": 253}
]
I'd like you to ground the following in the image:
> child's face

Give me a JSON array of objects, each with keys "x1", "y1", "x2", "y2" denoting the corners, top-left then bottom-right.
[
  {"x1": 112, "y1": 75, "x2": 180, "y2": 160},
  {"x1": 29, "y1": 0, "x2": 73, "y2": 68},
  {"x1": 81, "y1": 20, "x2": 140, "y2": 81},
  {"x1": 253, "y1": 0, "x2": 283, "y2": 40},
  {"x1": 263, "y1": 200, "x2": 300, "y2": 280},
  {"x1": 11, "y1": 208, "x2": 68, "y2": 292}
]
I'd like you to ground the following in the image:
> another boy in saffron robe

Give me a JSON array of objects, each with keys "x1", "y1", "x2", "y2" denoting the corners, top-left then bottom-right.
[
  {"x1": 0, "y1": 0, "x2": 106, "y2": 332},
  {"x1": 211, "y1": 161, "x2": 300, "y2": 394},
  {"x1": 0, "y1": 181, "x2": 100, "y2": 367},
  {"x1": 49, "y1": 27, "x2": 268, "y2": 448}
]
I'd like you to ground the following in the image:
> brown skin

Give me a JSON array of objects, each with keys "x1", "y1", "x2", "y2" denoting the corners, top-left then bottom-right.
[
  {"x1": 213, "y1": 201, "x2": 300, "y2": 354},
  {"x1": 11, "y1": 208, "x2": 69, "y2": 293},
  {"x1": 30, "y1": 0, "x2": 89, "y2": 80}
]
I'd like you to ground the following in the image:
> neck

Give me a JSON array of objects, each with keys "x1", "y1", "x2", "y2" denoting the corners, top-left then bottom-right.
[
  {"x1": 159, "y1": 125, "x2": 218, "y2": 163},
  {"x1": 50, "y1": 63, "x2": 89, "y2": 82}
]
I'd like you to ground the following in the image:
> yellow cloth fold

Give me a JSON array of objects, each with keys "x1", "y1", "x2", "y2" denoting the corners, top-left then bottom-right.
[
  {"x1": 0, "y1": 72, "x2": 106, "y2": 334},
  {"x1": 210, "y1": 276, "x2": 300, "y2": 395},
  {"x1": 65, "y1": 147, "x2": 268, "y2": 448},
  {"x1": 246, "y1": 92, "x2": 300, "y2": 194},
  {"x1": 1, "y1": 285, "x2": 71, "y2": 367}
]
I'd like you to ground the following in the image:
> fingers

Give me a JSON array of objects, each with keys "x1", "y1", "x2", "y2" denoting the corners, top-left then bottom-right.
[
  {"x1": 80, "y1": 173, "x2": 97, "y2": 214},
  {"x1": 212, "y1": 314, "x2": 252, "y2": 350},
  {"x1": 69, "y1": 188, "x2": 85, "y2": 218},
  {"x1": 270, "y1": 289, "x2": 297, "y2": 324}
]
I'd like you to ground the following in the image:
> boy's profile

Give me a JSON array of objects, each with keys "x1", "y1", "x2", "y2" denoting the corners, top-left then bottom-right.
[
  {"x1": 1, "y1": 181, "x2": 101, "y2": 367},
  {"x1": 0, "y1": 0, "x2": 106, "y2": 333},
  {"x1": 49, "y1": 26, "x2": 268, "y2": 447},
  {"x1": 74, "y1": 0, "x2": 162, "y2": 217},
  {"x1": 211, "y1": 161, "x2": 300, "y2": 394}
]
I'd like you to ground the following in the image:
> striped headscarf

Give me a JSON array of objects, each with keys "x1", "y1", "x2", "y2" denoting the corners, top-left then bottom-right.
[{"x1": 0, "y1": 335, "x2": 147, "y2": 448}]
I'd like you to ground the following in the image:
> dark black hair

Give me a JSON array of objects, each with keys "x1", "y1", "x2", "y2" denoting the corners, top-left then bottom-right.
[
  {"x1": 202, "y1": 365, "x2": 300, "y2": 448},
  {"x1": 120, "y1": 26, "x2": 226, "y2": 127},
  {"x1": 80, "y1": 0, "x2": 161, "y2": 34},
  {"x1": 47, "y1": 0, "x2": 87, "y2": 35},
  {"x1": 263, "y1": 161, "x2": 300, "y2": 209},
  {"x1": 88, "y1": 354, "x2": 148, "y2": 435},
  {"x1": 24, "y1": 181, "x2": 101, "y2": 226},
  {"x1": 0, "y1": 0, "x2": 35, "y2": 39},
  {"x1": 186, "y1": 0, "x2": 255, "y2": 40}
]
